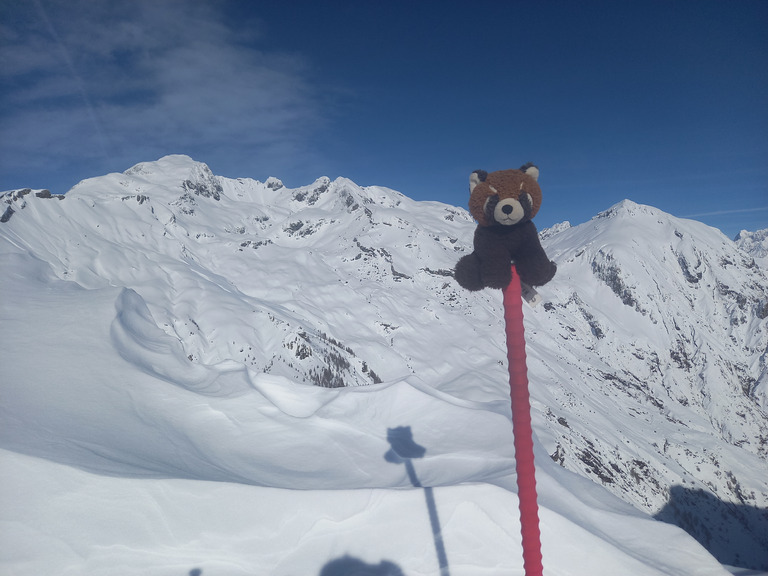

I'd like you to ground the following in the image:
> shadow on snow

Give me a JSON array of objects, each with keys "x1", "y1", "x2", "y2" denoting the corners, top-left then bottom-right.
[
  {"x1": 654, "y1": 484, "x2": 768, "y2": 570},
  {"x1": 186, "y1": 426, "x2": 448, "y2": 576}
]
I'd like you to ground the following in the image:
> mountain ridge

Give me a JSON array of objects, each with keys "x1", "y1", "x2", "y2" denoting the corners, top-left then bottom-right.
[{"x1": 2, "y1": 154, "x2": 766, "y2": 569}]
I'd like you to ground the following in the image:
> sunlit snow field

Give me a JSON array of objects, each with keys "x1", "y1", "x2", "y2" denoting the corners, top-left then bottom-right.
[{"x1": 2, "y1": 156, "x2": 766, "y2": 575}]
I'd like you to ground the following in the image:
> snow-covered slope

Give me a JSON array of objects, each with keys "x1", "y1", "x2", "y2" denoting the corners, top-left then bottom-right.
[
  {"x1": 531, "y1": 201, "x2": 768, "y2": 568},
  {"x1": 1, "y1": 155, "x2": 766, "y2": 574},
  {"x1": 735, "y1": 228, "x2": 768, "y2": 268}
]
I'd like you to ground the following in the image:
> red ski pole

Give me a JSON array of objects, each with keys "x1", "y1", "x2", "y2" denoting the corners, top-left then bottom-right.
[{"x1": 503, "y1": 265, "x2": 543, "y2": 576}]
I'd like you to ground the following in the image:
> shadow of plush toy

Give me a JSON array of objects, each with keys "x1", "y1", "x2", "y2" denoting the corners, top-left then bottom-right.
[
  {"x1": 454, "y1": 163, "x2": 556, "y2": 291},
  {"x1": 320, "y1": 555, "x2": 404, "y2": 576}
]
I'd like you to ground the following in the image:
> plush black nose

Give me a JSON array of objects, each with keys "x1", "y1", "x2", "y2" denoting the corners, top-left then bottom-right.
[{"x1": 502, "y1": 204, "x2": 514, "y2": 214}]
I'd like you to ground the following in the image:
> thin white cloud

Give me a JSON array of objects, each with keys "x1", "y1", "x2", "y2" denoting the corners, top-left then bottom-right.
[
  {"x1": 0, "y1": 0, "x2": 325, "y2": 182},
  {"x1": 684, "y1": 206, "x2": 768, "y2": 218}
]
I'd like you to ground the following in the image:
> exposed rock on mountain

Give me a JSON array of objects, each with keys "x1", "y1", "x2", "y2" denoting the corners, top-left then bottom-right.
[{"x1": 2, "y1": 155, "x2": 766, "y2": 569}]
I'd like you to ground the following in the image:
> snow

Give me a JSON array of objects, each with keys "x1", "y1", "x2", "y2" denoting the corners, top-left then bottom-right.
[
  {"x1": 1, "y1": 447, "x2": 729, "y2": 576},
  {"x1": 1, "y1": 155, "x2": 766, "y2": 574},
  {"x1": 735, "y1": 228, "x2": 768, "y2": 268}
]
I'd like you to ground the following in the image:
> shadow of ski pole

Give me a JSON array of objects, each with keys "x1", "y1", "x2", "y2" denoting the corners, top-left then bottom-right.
[{"x1": 385, "y1": 426, "x2": 450, "y2": 576}]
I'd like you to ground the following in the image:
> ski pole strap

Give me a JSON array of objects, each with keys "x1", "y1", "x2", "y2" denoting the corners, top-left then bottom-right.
[{"x1": 503, "y1": 265, "x2": 544, "y2": 576}]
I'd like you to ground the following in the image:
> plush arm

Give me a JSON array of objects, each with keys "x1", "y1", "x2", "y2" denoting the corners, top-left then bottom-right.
[{"x1": 512, "y1": 222, "x2": 557, "y2": 287}]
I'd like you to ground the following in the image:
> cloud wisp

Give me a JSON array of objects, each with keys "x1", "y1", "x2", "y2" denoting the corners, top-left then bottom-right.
[
  {"x1": 683, "y1": 206, "x2": 768, "y2": 218},
  {"x1": 0, "y1": 0, "x2": 324, "y2": 188}
]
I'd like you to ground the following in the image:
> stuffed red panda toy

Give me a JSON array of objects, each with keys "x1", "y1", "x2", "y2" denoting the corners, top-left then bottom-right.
[{"x1": 454, "y1": 163, "x2": 556, "y2": 291}]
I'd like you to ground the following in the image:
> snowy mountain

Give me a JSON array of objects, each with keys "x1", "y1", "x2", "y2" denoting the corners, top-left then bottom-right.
[
  {"x1": 735, "y1": 228, "x2": 768, "y2": 268},
  {"x1": 1, "y1": 155, "x2": 766, "y2": 575},
  {"x1": 531, "y1": 201, "x2": 768, "y2": 567}
]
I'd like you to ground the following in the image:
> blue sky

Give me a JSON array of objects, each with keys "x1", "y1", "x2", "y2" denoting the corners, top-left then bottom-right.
[{"x1": 1, "y1": 0, "x2": 766, "y2": 238}]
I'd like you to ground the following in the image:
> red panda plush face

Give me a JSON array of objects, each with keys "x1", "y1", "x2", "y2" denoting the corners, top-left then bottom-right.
[{"x1": 468, "y1": 164, "x2": 542, "y2": 227}]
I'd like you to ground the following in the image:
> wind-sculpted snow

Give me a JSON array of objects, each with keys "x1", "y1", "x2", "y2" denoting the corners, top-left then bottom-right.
[
  {"x1": 1, "y1": 248, "x2": 514, "y2": 489},
  {"x1": 111, "y1": 287, "x2": 237, "y2": 395},
  {"x1": 1, "y1": 155, "x2": 766, "y2": 573}
]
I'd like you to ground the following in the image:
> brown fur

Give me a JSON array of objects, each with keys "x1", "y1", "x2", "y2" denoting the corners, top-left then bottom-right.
[
  {"x1": 455, "y1": 165, "x2": 556, "y2": 290},
  {"x1": 469, "y1": 169, "x2": 542, "y2": 227}
]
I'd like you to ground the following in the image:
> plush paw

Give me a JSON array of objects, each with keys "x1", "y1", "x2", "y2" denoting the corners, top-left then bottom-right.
[
  {"x1": 520, "y1": 260, "x2": 557, "y2": 287},
  {"x1": 454, "y1": 254, "x2": 484, "y2": 291}
]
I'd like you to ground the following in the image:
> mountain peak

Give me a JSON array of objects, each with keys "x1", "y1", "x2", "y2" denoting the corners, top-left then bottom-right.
[
  {"x1": 2, "y1": 157, "x2": 767, "y2": 569},
  {"x1": 735, "y1": 228, "x2": 768, "y2": 264},
  {"x1": 62, "y1": 154, "x2": 223, "y2": 204},
  {"x1": 593, "y1": 198, "x2": 660, "y2": 220},
  {"x1": 126, "y1": 153, "x2": 200, "y2": 173}
]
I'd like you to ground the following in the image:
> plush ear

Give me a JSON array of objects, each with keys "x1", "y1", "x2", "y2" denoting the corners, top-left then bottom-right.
[
  {"x1": 469, "y1": 169, "x2": 487, "y2": 192},
  {"x1": 520, "y1": 162, "x2": 539, "y2": 182}
]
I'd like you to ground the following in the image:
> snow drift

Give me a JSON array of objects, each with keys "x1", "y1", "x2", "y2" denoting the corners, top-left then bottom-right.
[{"x1": 1, "y1": 155, "x2": 766, "y2": 574}]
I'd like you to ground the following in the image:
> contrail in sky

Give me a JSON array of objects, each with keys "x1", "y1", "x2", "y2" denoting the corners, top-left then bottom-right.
[
  {"x1": 33, "y1": 0, "x2": 113, "y2": 159},
  {"x1": 684, "y1": 206, "x2": 768, "y2": 218}
]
